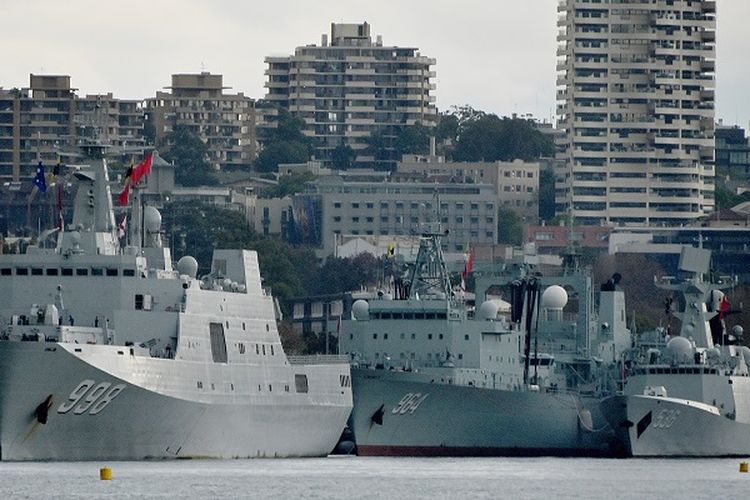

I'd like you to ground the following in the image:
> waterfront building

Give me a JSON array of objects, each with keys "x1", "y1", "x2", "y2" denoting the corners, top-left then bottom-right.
[
  {"x1": 556, "y1": 0, "x2": 717, "y2": 226},
  {"x1": 264, "y1": 22, "x2": 437, "y2": 170}
]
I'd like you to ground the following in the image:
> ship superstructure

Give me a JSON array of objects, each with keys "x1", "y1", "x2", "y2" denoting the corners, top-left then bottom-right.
[
  {"x1": 340, "y1": 226, "x2": 629, "y2": 456},
  {"x1": 0, "y1": 153, "x2": 352, "y2": 460},
  {"x1": 601, "y1": 246, "x2": 750, "y2": 456}
]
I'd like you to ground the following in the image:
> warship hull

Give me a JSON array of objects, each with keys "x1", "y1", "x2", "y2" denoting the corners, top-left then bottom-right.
[
  {"x1": 350, "y1": 369, "x2": 620, "y2": 457},
  {"x1": 601, "y1": 395, "x2": 750, "y2": 457},
  {"x1": 0, "y1": 342, "x2": 351, "y2": 461}
]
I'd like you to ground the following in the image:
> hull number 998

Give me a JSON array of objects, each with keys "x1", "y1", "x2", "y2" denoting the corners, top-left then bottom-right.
[
  {"x1": 57, "y1": 379, "x2": 126, "y2": 416},
  {"x1": 392, "y1": 393, "x2": 429, "y2": 415}
]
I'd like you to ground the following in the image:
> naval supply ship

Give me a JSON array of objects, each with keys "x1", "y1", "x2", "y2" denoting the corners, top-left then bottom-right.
[
  {"x1": 0, "y1": 151, "x2": 352, "y2": 460},
  {"x1": 339, "y1": 226, "x2": 630, "y2": 456},
  {"x1": 601, "y1": 246, "x2": 750, "y2": 457}
]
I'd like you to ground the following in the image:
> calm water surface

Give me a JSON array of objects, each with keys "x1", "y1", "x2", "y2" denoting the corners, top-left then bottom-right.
[{"x1": 1, "y1": 457, "x2": 748, "y2": 499}]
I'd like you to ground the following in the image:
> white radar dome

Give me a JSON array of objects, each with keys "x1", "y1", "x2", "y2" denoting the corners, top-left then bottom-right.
[
  {"x1": 144, "y1": 206, "x2": 162, "y2": 233},
  {"x1": 176, "y1": 256, "x2": 199, "y2": 278},
  {"x1": 733, "y1": 325, "x2": 744, "y2": 338},
  {"x1": 666, "y1": 336, "x2": 694, "y2": 364},
  {"x1": 478, "y1": 301, "x2": 499, "y2": 320},
  {"x1": 352, "y1": 300, "x2": 370, "y2": 320},
  {"x1": 541, "y1": 285, "x2": 568, "y2": 310}
]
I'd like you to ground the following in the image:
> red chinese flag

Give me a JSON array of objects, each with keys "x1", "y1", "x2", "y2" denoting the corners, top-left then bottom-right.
[
  {"x1": 130, "y1": 154, "x2": 153, "y2": 185},
  {"x1": 118, "y1": 186, "x2": 130, "y2": 206}
]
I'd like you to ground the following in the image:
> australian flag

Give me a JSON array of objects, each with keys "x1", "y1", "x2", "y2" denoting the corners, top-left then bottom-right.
[{"x1": 33, "y1": 161, "x2": 47, "y2": 193}]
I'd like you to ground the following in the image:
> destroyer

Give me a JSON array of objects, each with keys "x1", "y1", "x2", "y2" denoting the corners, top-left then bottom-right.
[
  {"x1": 601, "y1": 246, "x2": 749, "y2": 457},
  {"x1": 0, "y1": 151, "x2": 351, "y2": 460},
  {"x1": 340, "y1": 225, "x2": 629, "y2": 456}
]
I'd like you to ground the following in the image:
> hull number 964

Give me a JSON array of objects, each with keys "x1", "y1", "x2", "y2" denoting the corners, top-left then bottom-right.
[
  {"x1": 57, "y1": 379, "x2": 126, "y2": 416},
  {"x1": 392, "y1": 392, "x2": 429, "y2": 415}
]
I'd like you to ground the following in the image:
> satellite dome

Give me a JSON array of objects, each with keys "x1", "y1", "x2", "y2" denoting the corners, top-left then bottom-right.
[
  {"x1": 176, "y1": 256, "x2": 198, "y2": 278},
  {"x1": 541, "y1": 285, "x2": 568, "y2": 310},
  {"x1": 706, "y1": 347, "x2": 721, "y2": 360},
  {"x1": 733, "y1": 325, "x2": 744, "y2": 338},
  {"x1": 144, "y1": 206, "x2": 162, "y2": 233},
  {"x1": 666, "y1": 336, "x2": 694, "y2": 363},
  {"x1": 352, "y1": 300, "x2": 369, "y2": 320},
  {"x1": 478, "y1": 301, "x2": 499, "y2": 320}
]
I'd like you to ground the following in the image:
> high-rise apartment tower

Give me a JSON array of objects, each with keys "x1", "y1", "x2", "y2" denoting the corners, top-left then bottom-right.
[{"x1": 556, "y1": 0, "x2": 716, "y2": 226}]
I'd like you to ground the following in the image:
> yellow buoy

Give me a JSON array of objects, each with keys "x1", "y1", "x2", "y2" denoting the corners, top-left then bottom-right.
[
  {"x1": 740, "y1": 462, "x2": 748, "y2": 473},
  {"x1": 100, "y1": 467, "x2": 113, "y2": 480}
]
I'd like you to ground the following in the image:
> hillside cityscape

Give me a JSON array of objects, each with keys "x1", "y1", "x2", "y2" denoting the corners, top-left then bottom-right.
[{"x1": 2, "y1": 5, "x2": 748, "y2": 352}]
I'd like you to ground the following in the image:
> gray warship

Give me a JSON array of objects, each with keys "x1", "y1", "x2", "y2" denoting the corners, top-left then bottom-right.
[
  {"x1": 339, "y1": 225, "x2": 630, "y2": 456},
  {"x1": 0, "y1": 151, "x2": 352, "y2": 460},
  {"x1": 601, "y1": 246, "x2": 750, "y2": 456}
]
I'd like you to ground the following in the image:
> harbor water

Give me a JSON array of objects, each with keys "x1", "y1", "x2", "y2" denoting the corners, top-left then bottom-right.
[{"x1": 1, "y1": 456, "x2": 748, "y2": 499}]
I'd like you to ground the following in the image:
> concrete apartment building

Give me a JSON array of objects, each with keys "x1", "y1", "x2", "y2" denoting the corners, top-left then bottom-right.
[
  {"x1": 0, "y1": 75, "x2": 146, "y2": 183},
  {"x1": 715, "y1": 124, "x2": 750, "y2": 183},
  {"x1": 0, "y1": 75, "x2": 77, "y2": 182},
  {"x1": 397, "y1": 153, "x2": 540, "y2": 221},
  {"x1": 145, "y1": 73, "x2": 257, "y2": 171},
  {"x1": 264, "y1": 22, "x2": 437, "y2": 169},
  {"x1": 76, "y1": 93, "x2": 145, "y2": 152},
  {"x1": 556, "y1": 0, "x2": 716, "y2": 226},
  {"x1": 292, "y1": 176, "x2": 497, "y2": 256}
]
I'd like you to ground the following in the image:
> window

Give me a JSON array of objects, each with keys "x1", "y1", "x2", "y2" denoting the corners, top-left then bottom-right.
[
  {"x1": 0, "y1": 268, "x2": 11, "y2": 276},
  {"x1": 295, "y1": 374, "x2": 309, "y2": 393},
  {"x1": 16, "y1": 268, "x2": 28, "y2": 276},
  {"x1": 135, "y1": 294, "x2": 144, "y2": 310},
  {"x1": 76, "y1": 268, "x2": 88, "y2": 276},
  {"x1": 238, "y1": 343, "x2": 246, "y2": 354},
  {"x1": 123, "y1": 269, "x2": 135, "y2": 277},
  {"x1": 106, "y1": 268, "x2": 118, "y2": 276},
  {"x1": 46, "y1": 268, "x2": 59, "y2": 276},
  {"x1": 91, "y1": 268, "x2": 103, "y2": 276},
  {"x1": 31, "y1": 268, "x2": 43, "y2": 276},
  {"x1": 209, "y1": 322, "x2": 228, "y2": 363}
]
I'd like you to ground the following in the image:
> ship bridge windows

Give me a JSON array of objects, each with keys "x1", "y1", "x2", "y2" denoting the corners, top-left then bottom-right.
[
  {"x1": 92, "y1": 268, "x2": 103, "y2": 276},
  {"x1": 46, "y1": 268, "x2": 58, "y2": 276},
  {"x1": 123, "y1": 269, "x2": 135, "y2": 277},
  {"x1": 0, "y1": 268, "x2": 10, "y2": 275},
  {"x1": 16, "y1": 268, "x2": 28, "y2": 276},
  {"x1": 106, "y1": 268, "x2": 118, "y2": 277},
  {"x1": 61, "y1": 268, "x2": 73, "y2": 276},
  {"x1": 76, "y1": 268, "x2": 88, "y2": 276}
]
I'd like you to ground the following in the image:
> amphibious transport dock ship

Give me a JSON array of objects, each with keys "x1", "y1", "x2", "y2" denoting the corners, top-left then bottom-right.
[
  {"x1": 0, "y1": 153, "x2": 351, "y2": 460},
  {"x1": 601, "y1": 246, "x2": 750, "y2": 456},
  {"x1": 340, "y1": 226, "x2": 629, "y2": 456}
]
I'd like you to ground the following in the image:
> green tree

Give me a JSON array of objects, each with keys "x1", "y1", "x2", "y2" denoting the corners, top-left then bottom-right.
[
  {"x1": 254, "y1": 141, "x2": 310, "y2": 173},
  {"x1": 436, "y1": 112, "x2": 459, "y2": 143},
  {"x1": 262, "y1": 172, "x2": 315, "y2": 198},
  {"x1": 497, "y1": 207, "x2": 523, "y2": 246},
  {"x1": 331, "y1": 144, "x2": 356, "y2": 170},
  {"x1": 268, "y1": 108, "x2": 310, "y2": 145},
  {"x1": 452, "y1": 114, "x2": 555, "y2": 163},
  {"x1": 160, "y1": 125, "x2": 217, "y2": 186},
  {"x1": 394, "y1": 123, "x2": 431, "y2": 157}
]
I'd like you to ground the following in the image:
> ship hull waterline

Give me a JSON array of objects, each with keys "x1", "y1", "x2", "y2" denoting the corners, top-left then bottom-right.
[
  {"x1": 0, "y1": 342, "x2": 351, "y2": 461},
  {"x1": 350, "y1": 369, "x2": 623, "y2": 457},
  {"x1": 601, "y1": 394, "x2": 750, "y2": 457}
]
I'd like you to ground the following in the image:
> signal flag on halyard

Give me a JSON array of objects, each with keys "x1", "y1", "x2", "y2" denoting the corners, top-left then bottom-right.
[
  {"x1": 461, "y1": 247, "x2": 475, "y2": 291},
  {"x1": 119, "y1": 153, "x2": 153, "y2": 206},
  {"x1": 118, "y1": 215, "x2": 127, "y2": 239},
  {"x1": 33, "y1": 161, "x2": 47, "y2": 194}
]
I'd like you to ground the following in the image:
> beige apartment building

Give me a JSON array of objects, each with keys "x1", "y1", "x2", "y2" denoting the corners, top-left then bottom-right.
[
  {"x1": 264, "y1": 22, "x2": 437, "y2": 170},
  {"x1": 145, "y1": 73, "x2": 257, "y2": 171},
  {"x1": 397, "y1": 154, "x2": 540, "y2": 221},
  {"x1": 0, "y1": 75, "x2": 145, "y2": 183},
  {"x1": 556, "y1": 0, "x2": 716, "y2": 226}
]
